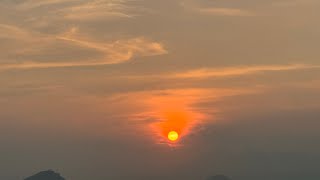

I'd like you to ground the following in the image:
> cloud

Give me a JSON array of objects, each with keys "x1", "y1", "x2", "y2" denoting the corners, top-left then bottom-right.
[
  {"x1": 123, "y1": 64, "x2": 320, "y2": 81},
  {"x1": 171, "y1": 64, "x2": 320, "y2": 79},
  {"x1": 180, "y1": 1, "x2": 254, "y2": 17},
  {"x1": 0, "y1": 34, "x2": 167, "y2": 70},
  {"x1": 57, "y1": 28, "x2": 167, "y2": 61},
  {"x1": 0, "y1": 24, "x2": 29, "y2": 39},
  {"x1": 16, "y1": 0, "x2": 138, "y2": 22},
  {"x1": 0, "y1": 1, "x2": 167, "y2": 71},
  {"x1": 17, "y1": 0, "x2": 78, "y2": 9},
  {"x1": 272, "y1": 0, "x2": 318, "y2": 7},
  {"x1": 1, "y1": 0, "x2": 139, "y2": 33},
  {"x1": 197, "y1": 7, "x2": 254, "y2": 16},
  {"x1": 0, "y1": 24, "x2": 167, "y2": 70},
  {"x1": 62, "y1": 0, "x2": 135, "y2": 20}
]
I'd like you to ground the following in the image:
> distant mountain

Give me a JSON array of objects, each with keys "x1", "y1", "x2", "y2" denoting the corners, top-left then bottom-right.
[
  {"x1": 24, "y1": 170, "x2": 65, "y2": 180},
  {"x1": 206, "y1": 175, "x2": 232, "y2": 180}
]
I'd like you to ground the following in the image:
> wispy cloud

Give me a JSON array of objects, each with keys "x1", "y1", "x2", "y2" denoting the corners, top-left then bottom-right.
[
  {"x1": 17, "y1": 0, "x2": 78, "y2": 9},
  {"x1": 172, "y1": 64, "x2": 320, "y2": 79},
  {"x1": 272, "y1": 0, "x2": 318, "y2": 7},
  {"x1": 197, "y1": 7, "x2": 254, "y2": 16},
  {"x1": 62, "y1": 0, "x2": 135, "y2": 20},
  {"x1": 16, "y1": 0, "x2": 138, "y2": 22},
  {"x1": 123, "y1": 64, "x2": 320, "y2": 80},
  {"x1": 0, "y1": 0, "x2": 165, "y2": 71},
  {"x1": 0, "y1": 36, "x2": 167, "y2": 70},
  {"x1": 180, "y1": 1, "x2": 254, "y2": 17},
  {"x1": 0, "y1": 24, "x2": 30, "y2": 39},
  {"x1": 57, "y1": 28, "x2": 167, "y2": 61},
  {"x1": 0, "y1": 23, "x2": 167, "y2": 71}
]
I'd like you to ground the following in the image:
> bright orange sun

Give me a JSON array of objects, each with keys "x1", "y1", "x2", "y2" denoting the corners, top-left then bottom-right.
[{"x1": 167, "y1": 131, "x2": 179, "y2": 141}]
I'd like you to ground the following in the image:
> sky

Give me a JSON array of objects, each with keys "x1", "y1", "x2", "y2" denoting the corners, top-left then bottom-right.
[{"x1": 1, "y1": 0, "x2": 320, "y2": 180}]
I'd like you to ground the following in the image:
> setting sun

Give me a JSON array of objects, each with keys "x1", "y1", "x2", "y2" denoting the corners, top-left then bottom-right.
[{"x1": 168, "y1": 131, "x2": 179, "y2": 141}]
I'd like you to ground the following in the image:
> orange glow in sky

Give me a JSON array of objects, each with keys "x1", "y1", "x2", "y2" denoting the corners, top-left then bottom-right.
[
  {"x1": 157, "y1": 110, "x2": 191, "y2": 140},
  {"x1": 143, "y1": 89, "x2": 209, "y2": 144},
  {"x1": 120, "y1": 89, "x2": 227, "y2": 145}
]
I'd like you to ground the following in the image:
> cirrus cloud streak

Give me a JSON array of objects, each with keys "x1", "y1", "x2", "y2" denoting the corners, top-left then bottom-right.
[{"x1": 171, "y1": 64, "x2": 320, "y2": 79}]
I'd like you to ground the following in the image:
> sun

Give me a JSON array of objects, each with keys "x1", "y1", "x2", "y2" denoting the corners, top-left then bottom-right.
[{"x1": 167, "y1": 131, "x2": 179, "y2": 141}]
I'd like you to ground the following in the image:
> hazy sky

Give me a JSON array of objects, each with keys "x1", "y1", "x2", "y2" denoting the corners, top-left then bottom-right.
[{"x1": 1, "y1": 0, "x2": 320, "y2": 180}]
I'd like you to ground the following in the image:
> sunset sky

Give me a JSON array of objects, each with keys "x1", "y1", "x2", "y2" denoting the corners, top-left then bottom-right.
[{"x1": 1, "y1": 0, "x2": 320, "y2": 180}]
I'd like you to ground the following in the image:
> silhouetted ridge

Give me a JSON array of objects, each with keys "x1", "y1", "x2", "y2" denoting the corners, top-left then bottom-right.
[
  {"x1": 206, "y1": 175, "x2": 232, "y2": 180},
  {"x1": 24, "y1": 170, "x2": 65, "y2": 180}
]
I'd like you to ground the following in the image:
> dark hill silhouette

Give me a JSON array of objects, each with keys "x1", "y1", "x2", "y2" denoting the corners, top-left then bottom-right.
[
  {"x1": 206, "y1": 175, "x2": 232, "y2": 180},
  {"x1": 24, "y1": 170, "x2": 65, "y2": 180},
  {"x1": 24, "y1": 171, "x2": 231, "y2": 180}
]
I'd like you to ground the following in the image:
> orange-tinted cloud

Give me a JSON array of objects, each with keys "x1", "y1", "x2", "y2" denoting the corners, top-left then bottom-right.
[
  {"x1": 198, "y1": 7, "x2": 254, "y2": 16},
  {"x1": 0, "y1": 26, "x2": 167, "y2": 70},
  {"x1": 172, "y1": 64, "x2": 320, "y2": 79},
  {"x1": 17, "y1": 0, "x2": 135, "y2": 20},
  {"x1": 62, "y1": 0, "x2": 134, "y2": 20},
  {"x1": 180, "y1": 1, "x2": 254, "y2": 17}
]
